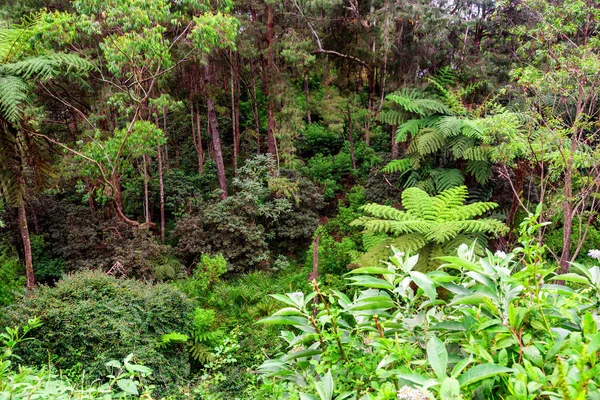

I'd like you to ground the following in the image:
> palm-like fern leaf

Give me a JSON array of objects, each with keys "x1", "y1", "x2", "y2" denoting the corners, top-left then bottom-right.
[{"x1": 352, "y1": 186, "x2": 508, "y2": 270}]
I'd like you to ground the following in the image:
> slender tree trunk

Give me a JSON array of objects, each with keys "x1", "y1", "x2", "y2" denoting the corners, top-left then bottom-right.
[
  {"x1": 204, "y1": 64, "x2": 228, "y2": 199},
  {"x1": 195, "y1": 101, "x2": 204, "y2": 173},
  {"x1": 155, "y1": 113, "x2": 166, "y2": 242},
  {"x1": 346, "y1": 104, "x2": 357, "y2": 170},
  {"x1": 230, "y1": 51, "x2": 240, "y2": 174},
  {"x1": 18, "y1": 201, "x2": 35, "y2": 290},
  {"x1": 304, "y1": 77, "x2": 311, "y2": 124},
  {"x1": 142, "y1": 154, "x2": 150, "y2": 223},
  {"x1": 391, "y1": 125, "x2": 398, "y2": 158},
  {"x1": 263, "y1": 4, "x2": 277, "y2": 156},
  {"x1": 162, "y1": 106, "x2": 169, "y2": 171},
  {"x1": 250, "y1": 59, "x2": 261, "y2": 153},
  {"x1": 559, "y1": 123, "x2": 581, "y2": 274}
]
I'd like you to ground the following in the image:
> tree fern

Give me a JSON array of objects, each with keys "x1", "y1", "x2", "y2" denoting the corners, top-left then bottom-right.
[
  {"x1": 380, "y1": 69, "x2": 496, "y2": 191},
  {"x1": 351, "y1": 186, "x2": 507, "y2": 271}
]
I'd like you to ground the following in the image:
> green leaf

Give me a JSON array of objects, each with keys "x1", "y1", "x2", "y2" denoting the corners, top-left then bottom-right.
[
  {"x1": 316, "y1": 370, "x2": 334, "y2": 400},
  {"x1": 347, "y1": 275, "x2": 395, "y2": 290},
  {"x1": 282, "y1": 348, "x2": 322, "y2": 361},
  {"x1": 409, "y1": 271, "x2": 437, "y2": 301},
  {"x1": 583, "y1": 312, "x2": 597, "y2": 335},
  {"x1": 116, "y1": 379, "x2": 138, "y2": 395},
  {"x1": 257, "y1": 316, "x2": 311, "y2": 328},
  {"x1": 440, "y1": 377, "x2": 461, "y2": 400},
  {"x1": 300, "y1": 394, "x2": 319, "y2": 400},
  {"x1": 427, "y1": 336, "x2": 448, "y2": 381},
  {"x1": 348, "y1": 266, "x2": 395, "y2": 275},
  {"x1": 457, "y1": 364, "x2": 512, "y2": 387},
  {"x1": 551, "y1": 273, "x2": 590, "y2": 284}
]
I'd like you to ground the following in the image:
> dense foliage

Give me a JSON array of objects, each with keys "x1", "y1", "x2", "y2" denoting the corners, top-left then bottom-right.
[{"x1": 0, "y1": 0, "x2": 600, "y2": 398}]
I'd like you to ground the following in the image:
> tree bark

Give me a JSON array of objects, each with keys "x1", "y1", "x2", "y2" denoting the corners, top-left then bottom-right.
[
  {"x1": 230, "y1": 51, "x2": 240, "y2": 174},
  {"x1": 18, "y1": 201, "x2": 35, "y2": 290},
  {"x1": 155, "y1": 113, "x2": 166, "y2": 242},
  {"x1": 391, "y1": 125, "x2": 398, "y2": 158},
  {"x1": 142, "y1": 154, "x2": 150, "y2": 223},
  {"x1": 204, "y1": 64, "x2": 228, "y2": 199},
  {"x1": 250, "y1": 59, "x2": 261, "y2": 153},
  {"x1": 263, "y1": 3, "x2": 277, "y2": 156}
]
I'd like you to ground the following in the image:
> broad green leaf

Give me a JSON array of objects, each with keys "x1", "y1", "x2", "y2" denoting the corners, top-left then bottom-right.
[
  {"x1": 316, "y1": 370, "x2": 334, "y2": 400},
  {"x1": 551, "y1": 273, "x2": 589, "y2": 284},
  {"x1": 273, "y1": 307, "x2": 307, "y2": 317},
  {"x1": 257, "y1": 316, "x2": 311, "y2": 327},
  {"x1": 300, "y1": 394, "x2": 319, "y2": 400},
  {"x1": 348, "y1": 266, "x2": 395, "y2": 275},
  {"x1": 282, "y1": 348, "x2": 322, "y2": 361},
  {"x1": 457, "y1": 364, "x2": 512, "y2": 387},
  {"x1": 116, "y1": 379, "x2": 138, "y2": 395},
  {"x1": 347, "y1": 276, "x2": 395, "y2": 290},
  {"x1": 409, "y1": 271, "x2": 437, "y2": 301},
  {"x1": 427, "y1": 336, "x2": 448, "y2": 381},
  {"x1": 440, "y1": 377, "x2": 461, "y2": 400},
  {"x1": 583, "y1": 312, "x2": 597, "y2": 335}
]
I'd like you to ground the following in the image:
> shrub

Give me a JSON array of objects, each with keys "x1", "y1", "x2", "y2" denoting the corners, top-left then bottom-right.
[
  {"x1": 2, "y1": 270, "x2": 193, "y2": 392},
  {"x1": 0, "y1": 247, "x2": 24, "y2": 308},
  {"x1": 299, "y1": 124, "x2": 344, "y2": 156},
  {"x1": 175, "y1": 254, "x2": 228, "y2": 300}
]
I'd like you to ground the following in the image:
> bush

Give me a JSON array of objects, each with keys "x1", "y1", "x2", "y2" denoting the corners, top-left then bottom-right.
[
  {"x1": 0, "y1": 247, "x2": 24, "y2": 308},
  {"x1": 299, "y1": 124, "x2": 344, "y2": 156},
  {"x1": 2, "y1": 270, "x2": 193, "y2": 392},
  {"x1": 176, "y1": 254, "x2": 228, "y2": 300}
]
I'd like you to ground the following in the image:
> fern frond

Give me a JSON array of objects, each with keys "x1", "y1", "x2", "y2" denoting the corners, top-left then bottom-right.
[
  {"x1": 415, "y1": 128, "x2": 445, "y2": 155},
  {"x1": 381, "y1": 158, "x2": 411, "y2": 174},
  {"x1": 460, "y1": 118, "x2": 484, "y2": 138},
  {"x1": 396, "y1": 119, "x2": 422, "y2": 142},
  {"x1": 0, "y1": 53, "x2": 93, "y2": 80},
  {"x1": 0, "y1": 75, "x2": 29, "y2": 124},
  {"x1": 461, "y1": 145, "x2": 491, "y2": 162},
  {"x1": 436, "y1": 116, "x2": 463, "y2": 137},
  {"x1": 449, "y1": 136, "x2": 475, "y2": 158},
  {"x1": 401, "y1": 187, "x2": 433, "y2": 219},
  {"x1": 386, "y1": 89, "x2": 454, "y2": 116},
  {"x1": 430, "y1": 168, "x2": 464, "y2": 192},
  {"x1": 377, "y1": 109, "x2": 406, "y2": 126},
  {"x1": 360, "y1": 204, "x2": 410, "y2": 221},
  {"x1": 451, "y1": 202, "x2": 499, "y2": 221},
  {"x1": 466, "y1": 160, "x2": 492, "y2": 184}
]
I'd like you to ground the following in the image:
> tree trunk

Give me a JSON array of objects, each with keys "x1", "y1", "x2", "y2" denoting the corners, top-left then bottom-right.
[
  {"x1": 230, "y1": 51, "x2": 240, "y2": 174},
  {"x1": 204, "y1": 64, "x2": 228, "y2": 199},
  {"x1": 142, "y1": 154, "x2": 150, "y2": 223},
  {"x1": 559, "y1": 134, "x2": 578, "y2": 274},
  {"x1": 250, "y1": 59, "x2": 261, "y2": 153},
  {"x1": 391, "y1": 125, "x2": 398, "y2": 158},
  {"x1": 112, "y1": 174, "x2": 140, "y2": 227},
  {"x1": 162, "y1": 106, "x2": 169, "y2": 171},
  {"x1": 156, "y1": 113, "x2": 166, "y2": 242},
  {"x1": 18, "y1": 201, "x2": 35, "y2": 290},
  {"x1": 263, "y1": 4, "x2": 277, "y2": 156}
]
